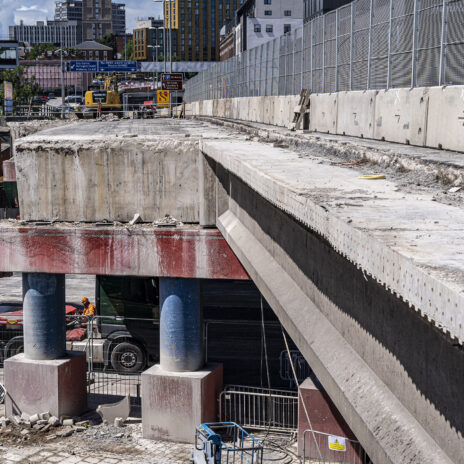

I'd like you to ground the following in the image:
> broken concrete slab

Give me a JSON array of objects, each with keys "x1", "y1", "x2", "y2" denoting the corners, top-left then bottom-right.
[{"x1": 96, "y1": 396, "x2": 130, "y2": 425}]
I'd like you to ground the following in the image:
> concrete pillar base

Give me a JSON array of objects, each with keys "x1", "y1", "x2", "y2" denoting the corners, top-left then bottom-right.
[
  {"x1": 298, "y1": 377, "x2": 358, "y2": 459},
  {"x1": 141, "y1": 363, "x2": 223, "y2": 443},
  {"x1": 5, "y1": 351, "x2": 87, "y2": 418}
]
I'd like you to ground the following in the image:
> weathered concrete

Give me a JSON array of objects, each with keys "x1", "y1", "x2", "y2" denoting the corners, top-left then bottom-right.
[
  {"x1": 141, "y1": 363, "x2": 223, "y2": 443},
  {"x1": 0, "y1": 224, "x2": 248, "y2": 279},
  {"x1": 201, "y1": 138, "x2": 464, "y2": 463},
  {"x1": 5, "y1": 352, "x2": 87, "y2": 418},
  {"x1": 14, "y1": 120, "x2": 234, "y2": 222},
  {"x1": 185, "y1": 84, "x2": 464, "y2": 153}
]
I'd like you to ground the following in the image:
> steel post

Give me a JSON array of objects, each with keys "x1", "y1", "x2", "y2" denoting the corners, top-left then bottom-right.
[
  {"x1": 438, "y1": 0, "x2": 448, "y2": 86},
  {"x1": 159, "y1": 278, "x2": 202, "y2": 372},
  {"x1": 22, "y1": 273, "x2": 66, "y2": 360}
]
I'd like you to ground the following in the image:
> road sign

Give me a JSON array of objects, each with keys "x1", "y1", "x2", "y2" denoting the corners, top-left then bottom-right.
[
  {"x1": 162, "y1": 73, "x2": 183, "y2": 91},
  {"x1": 70, "y1": 61, "x2": 98, "y2": 72},
  {"x1": 69, "y1": 61, "x2": 137, "y2": 73},
  {"x1": 4, "y1": 82, "x2": 13, "y2": 99},
  {"x1": 99, "y1": 61, "x2": 137, "y2": 73},
  {"x1": 157, "y1": 90, "x2": 170, "y2": 108}
]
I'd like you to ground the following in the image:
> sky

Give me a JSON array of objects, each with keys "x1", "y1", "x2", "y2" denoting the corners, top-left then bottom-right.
[{"x1": 0, "y1": 0, "x2": 164, "y2": 39}]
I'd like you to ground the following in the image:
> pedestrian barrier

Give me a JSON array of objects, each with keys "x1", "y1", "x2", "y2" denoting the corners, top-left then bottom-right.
[
  {"x1": 219, "y1": 385, "x2": 298, "y2": 432},
  {"x1": 302, "y1": 429, "x2": 369, "y2": 464}
]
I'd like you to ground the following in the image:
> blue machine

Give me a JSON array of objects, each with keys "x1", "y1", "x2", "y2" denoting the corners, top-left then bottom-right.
[{"x1": 191, "y1": 422, "x2": 263, "y2": 464}]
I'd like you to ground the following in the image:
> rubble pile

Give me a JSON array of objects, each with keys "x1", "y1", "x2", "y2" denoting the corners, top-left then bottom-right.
[{"x1": 0, "y1": 412, "x2": 92, "y2": 445}]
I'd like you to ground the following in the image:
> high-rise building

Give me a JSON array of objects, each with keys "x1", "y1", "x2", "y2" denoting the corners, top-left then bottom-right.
[
  {"x1": 112, "y1": 3, "x2": 126, "y2": 36},
  {"x1": 82, "y1": 0, "x2": 112, "y2": 41},
  {"x1": 55, "y1": 1, "x2": 83, "y2": 21},
  {"x1": 9, "y1": 20, "x2": 82, "y2": 48},
  {"x1": 236, "y1": 0, "x2": 304, "y2": 53},
  {"x1": 133, "y1": 18, "x2": 165, "y2": 62},
  {"x1": 169, "y1": 0, "x2": 244, "y2": 62}
]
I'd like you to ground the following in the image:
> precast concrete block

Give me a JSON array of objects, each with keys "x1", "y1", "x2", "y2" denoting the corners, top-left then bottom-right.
[
  {"x1": 141, "y1": 363, "x2": 223, "y2": 443},
  {"x1": 5, "y1": 352, "x2": 86, "y2": 418},
  {"x1": 426, "y1": 85, "x2": 464, "y2": 152},
  {"x1": 374, "y1": 87, "x2": 428, "y2": 146},
  {"x1": 297, "y1": 378, "x2": 359, "y2": 460},
  {"x1": 337, "y1": 90, "x2": 377, "y2": 139},
  {"x1": 310, "y1": 93, "x2": 338, "y2": 133}
]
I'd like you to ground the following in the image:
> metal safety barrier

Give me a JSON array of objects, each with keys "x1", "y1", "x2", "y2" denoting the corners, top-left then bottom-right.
[
  {"x1": 302, "y1": 429, "x2": 369, "y2": 464},
  {"x1": 219, "y1": 385, "x2": 298, "y2": 432},
  {"x1": 185, "y1": 0, "x2": 464, "y2": 102}
]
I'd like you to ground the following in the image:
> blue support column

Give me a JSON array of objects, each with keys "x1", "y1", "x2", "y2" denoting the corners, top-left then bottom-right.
[
  {"x1": 159, "y1": 278, "x2": 203, "y2": 372},
  {"x1": 22, "y1": 273, "x2": 66, "y2": 360}
]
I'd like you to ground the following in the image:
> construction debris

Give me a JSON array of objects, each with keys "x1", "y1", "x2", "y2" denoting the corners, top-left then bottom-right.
[
  {"x1": 154, "y1": 214, "x2": 184, "y2": 227},
  {"x1": 96, "y1": 395, "x2": 131, "y2": 424}
]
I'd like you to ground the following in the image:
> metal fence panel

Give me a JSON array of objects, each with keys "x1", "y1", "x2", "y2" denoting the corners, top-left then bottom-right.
[{"x1": 184, "y1": 0, "x2": 464, "y2": 103}]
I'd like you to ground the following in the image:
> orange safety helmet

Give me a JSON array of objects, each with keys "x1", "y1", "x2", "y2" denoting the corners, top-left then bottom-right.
[{"x1": 81, "y1": 297, "x2": 89, "y2": 304}]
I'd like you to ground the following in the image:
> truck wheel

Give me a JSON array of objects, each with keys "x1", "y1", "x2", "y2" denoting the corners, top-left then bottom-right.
[
  {"x1": 110, "y1": 342, "x2": 145, "y2": 374},
  {"x1": 5, "y1": 339, "x2": 24, "y2": 360}
]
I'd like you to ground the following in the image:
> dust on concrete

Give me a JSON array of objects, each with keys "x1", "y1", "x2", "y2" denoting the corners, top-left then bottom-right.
[{"x1": 202, "y1": 116, "x2": 464, "y2": 208}]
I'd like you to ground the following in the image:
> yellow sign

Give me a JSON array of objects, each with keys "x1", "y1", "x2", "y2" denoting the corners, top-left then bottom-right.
[
  {"x1": 328, "y1": 435, "x2": 346, "y2": 452},
  {"x1": 157, "y1": 90, "x2": 170, "y2": 108},
  {"x1": 164, "y1": 0, "x2": 179, "y2": 29}
]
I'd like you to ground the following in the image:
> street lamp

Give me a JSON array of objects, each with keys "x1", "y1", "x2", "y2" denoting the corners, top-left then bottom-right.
[
  {"x1": 147, "y1": 44, "x2": 161, "y2": 90},
  {"x1": 153, "y1": 0, "x2": 173, "y2": 73}
]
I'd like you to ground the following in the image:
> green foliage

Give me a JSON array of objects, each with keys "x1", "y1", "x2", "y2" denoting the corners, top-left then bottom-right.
[
  {"x1": 124, "y1": 40, "x2": 134, "y2": 60},
  {"x1": 98, "y1": 34, "x2": 117, "y2": 53},
  {"x1": 0, "y1": 66, "x2": 40, "y2": 109},
  {"x1": 28, "y1": 43, "x2": 60, "y2": 60}
]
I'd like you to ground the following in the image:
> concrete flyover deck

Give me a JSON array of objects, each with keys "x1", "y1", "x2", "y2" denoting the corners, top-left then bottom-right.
[{"x1": 11, "y1": 119, "x2": 464, "y2": 463}]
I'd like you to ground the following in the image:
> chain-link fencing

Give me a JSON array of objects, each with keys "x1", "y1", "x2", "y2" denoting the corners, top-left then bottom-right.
[{"x1": 185, "y1": 0, "x2": 464, "y2": 103}]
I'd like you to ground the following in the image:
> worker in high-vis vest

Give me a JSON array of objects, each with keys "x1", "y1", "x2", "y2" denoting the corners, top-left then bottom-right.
[{"x1": 81, "y1": 297, "x2": 96, "y2": 317}]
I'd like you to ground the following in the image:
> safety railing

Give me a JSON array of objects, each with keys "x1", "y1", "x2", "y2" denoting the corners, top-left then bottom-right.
[
  {"x1": 185, "y1": 0, "x2": 464, "y2": 102},
  {"x1": 302, "y1": 429, "x2": 369, "y2": 464},
  {"x1": 219, "y1": 385, "x2": 298, "y2": 432}
]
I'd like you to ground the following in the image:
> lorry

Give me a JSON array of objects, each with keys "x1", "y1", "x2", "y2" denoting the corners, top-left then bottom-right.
[{"x1": 0, "y1": 277, "x2": 295, "y2": 388}]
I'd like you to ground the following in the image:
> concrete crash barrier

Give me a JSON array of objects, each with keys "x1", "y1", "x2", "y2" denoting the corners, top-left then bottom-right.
[
  {"x1": 374, "y1": 87, "x2": 429, "y2": 146},
  {"x1": 185, "y1": 84, "x2": 464, "y2": 153},
  {"x1": 336, "y1": 90, "x2": 377, "y2": 139},
  {"x1": 426, "y1": 86, "x2": 464, "y2": 152}
]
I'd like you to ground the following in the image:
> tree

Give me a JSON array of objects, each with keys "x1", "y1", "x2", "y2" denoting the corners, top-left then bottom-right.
[
  {"x1": 124, "y1": 40, "x2": 134, "y2": 60},
  {"x1": 0, "y1": 66, "x2": 40, "y2": 109},
  {"x1": 98, "y1": 34, "x2": 117, "y2": 54}
]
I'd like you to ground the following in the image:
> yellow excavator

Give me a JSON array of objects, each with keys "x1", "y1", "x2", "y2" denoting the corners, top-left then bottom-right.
[{"x1": 79, "y1": 74, "x2": 121, "y2": 118}]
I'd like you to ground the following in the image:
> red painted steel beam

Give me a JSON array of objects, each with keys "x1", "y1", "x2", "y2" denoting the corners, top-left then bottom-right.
[{"x1": 0, "y1": 225, "x2": 249, "y2": 280}]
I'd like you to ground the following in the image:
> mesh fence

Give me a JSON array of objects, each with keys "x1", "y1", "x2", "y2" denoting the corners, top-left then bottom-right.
[{"x1": 185, "y1": 0, "x2": 463, "y2": 103}]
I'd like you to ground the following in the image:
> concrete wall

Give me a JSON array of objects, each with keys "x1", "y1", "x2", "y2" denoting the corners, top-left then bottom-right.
[
  {"x1": 15, "y1": 136, "x2": 200, "y2": 223},
  {"x1": 186, "y1": 84, "x2": 464, "y2": 153}
]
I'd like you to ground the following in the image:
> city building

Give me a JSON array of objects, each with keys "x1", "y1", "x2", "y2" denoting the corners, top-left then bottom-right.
[
  {"x1": 21, "y1": 59, "x2": 92, "y2": 93},
  {"x1": 8, "y1": 20, "x2": 82, "y2": 48},
  {"x1": 112, "y1": 3, "x2": 127, "y2": 36},
  {"x1": 0, "y1": 41, "x2": 19, "y2": 70},
  {"x1": 166, "y1": 0, "x2": 244, "y2": 62},
  {"x1": 75, "y1": 40, "x2": 114, "y2": 59},
  {"x1": 54, "y1": 1, "x2": 83, "y2": 21},
  {"x1": 236, "y1": 0, "x2": 304, "y2": 54},
  {"x1": 219, "y1": 21, "x2": 236, "y2": 61},
  {"x1": 82, "y1": 0, "x2": 114, "y2": 41},
  {"x1": 133, "y1": 18, "x2": 164, "y2": 62},
  {"x1": 304, "y1": 0, "x2": 352, "y2": 21}
]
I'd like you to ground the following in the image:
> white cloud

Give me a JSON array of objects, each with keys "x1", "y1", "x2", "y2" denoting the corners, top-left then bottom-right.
[{"x1": 16, "y1": 5, "x2": 49, "y2": 13}]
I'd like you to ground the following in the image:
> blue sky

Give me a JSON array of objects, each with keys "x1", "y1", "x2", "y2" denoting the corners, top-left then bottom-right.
[{"x1": 0, "y1": 0, "x2": 164, "y2": 39}]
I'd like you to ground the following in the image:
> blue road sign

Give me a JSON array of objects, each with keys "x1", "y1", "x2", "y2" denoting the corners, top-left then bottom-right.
[
  {"x1": 70, "y1": 61, "x2": 98, "y2": 72},
  {"x1": 98, "y1": 61, "x2": 137, "y2": 73}
]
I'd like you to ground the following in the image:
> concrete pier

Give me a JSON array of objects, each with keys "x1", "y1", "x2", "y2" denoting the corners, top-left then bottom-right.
[
  {"x1": 5, "y1": 273, "x2": 87, "y2": 418},
  {"x1": 143, "y1": 277, "x2": 222, "y2": 442},
  {"x1": 159, "y1": 278, "x2": 203, "y2": 372},
  {"x1": 22, "y1": 273, "x2": 65, "y2": 360}
]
